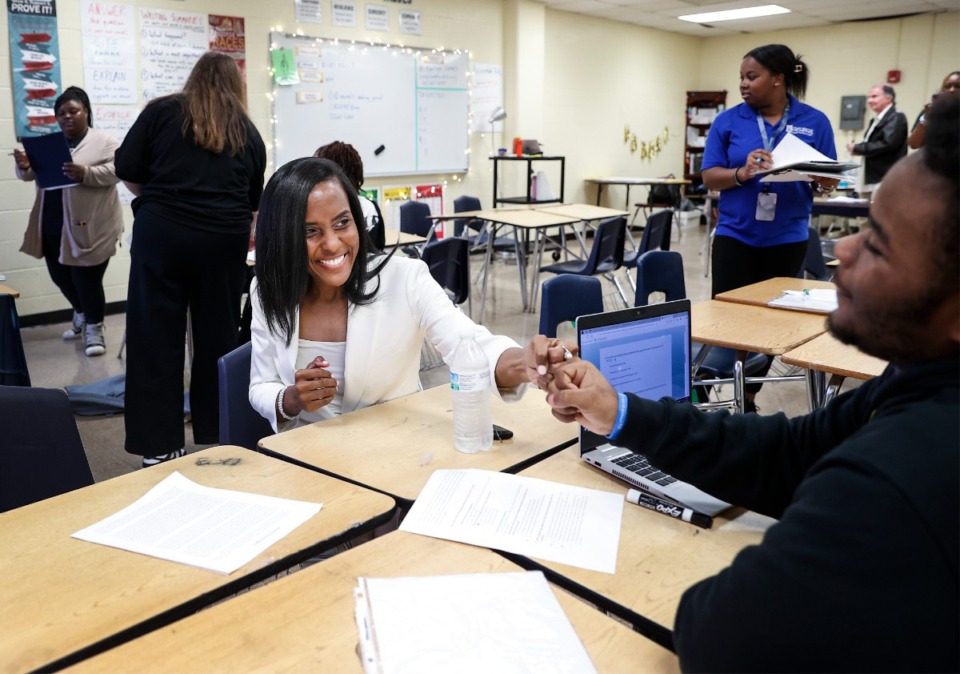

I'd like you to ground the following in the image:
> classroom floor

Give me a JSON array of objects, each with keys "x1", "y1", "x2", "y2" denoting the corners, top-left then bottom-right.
[{"x1": 21, "y1": 217, "x2": 819, "y2": 483}]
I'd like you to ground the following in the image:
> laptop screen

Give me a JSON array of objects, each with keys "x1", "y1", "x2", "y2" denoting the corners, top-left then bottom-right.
[{"x1": 576, "y1": 300, "x2": 691, "y2": 450}]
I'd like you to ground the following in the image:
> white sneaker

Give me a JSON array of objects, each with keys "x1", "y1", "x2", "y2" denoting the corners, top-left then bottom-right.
[
  {"x1": 141, "y1": 448, "x2": 186, "y2": 468},
  {"x1": 63, "y1": 311, "x2": 85, "y2": 340},
  {"x1": 84, "y1": 322, "x2": 106, "y2": 357}
]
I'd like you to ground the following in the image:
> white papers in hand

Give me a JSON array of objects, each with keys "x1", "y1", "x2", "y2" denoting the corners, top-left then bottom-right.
[
  {"x1": 758, "y1": 133, "x2": 858, "y2": 183},
  {"x1": 768, "y1": 288, "x2": 838, "y2": 313},
  {"x1": 399, "y1": 469, "x2": 622, "y2": 574},
  {"x1": 354, "y1": 571, "x2": 597, "y2": 674},
  {"x1": 72, "y1": 471, "x2": 322, "y2": 574}
]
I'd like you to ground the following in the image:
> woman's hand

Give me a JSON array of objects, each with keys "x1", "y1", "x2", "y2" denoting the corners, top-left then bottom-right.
[
  {"x1": 741, "y1": 149, "x2": 773, "y2": 180},
  {"x1": 524, "y1": 334, "x2": 579, "y2": 388},
  {"x1": 812, "y1": 177, "x2": 840, "y2": 195},
  {"x1": 13, "y1": 149, "x2": 30, "y2": 171},
  {"x1": 284, "y1": 356, "x2": 338, "y2": 415},
  {"x1": 62, "y1": 162, "x2": 86, "y2": 182}
]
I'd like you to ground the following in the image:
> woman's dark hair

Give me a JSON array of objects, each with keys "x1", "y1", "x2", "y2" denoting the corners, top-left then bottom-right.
[
  {"x1": 54, "y1": 86, "x2": 93, "y2": 126},
  {"x1": 255, "y1": 157, "x2": 393, "y2": 345},
  {"x1": 178, "y1": 52, "x2": 251, "y2": 155},
  {"x1": 314, "y1": 141, "x2": 365, "y2": 192},
  {"x1": 745, "y1": 44, "x2": 809, "y2": 100}
]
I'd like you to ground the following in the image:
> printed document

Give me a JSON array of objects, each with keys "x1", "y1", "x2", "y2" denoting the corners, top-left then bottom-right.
[
  {"x1": 354, "y1": 571, "x2": 597, "y2": 674},
  {"x1": 758, "y1": 133, "x2": 858, "y2": 183},
  {"x1": 72, "y1": 471, "x2": 322, "y2": 574},
  {"x1": 400, "y1": 469, "x2": 622, "y2": 574}
]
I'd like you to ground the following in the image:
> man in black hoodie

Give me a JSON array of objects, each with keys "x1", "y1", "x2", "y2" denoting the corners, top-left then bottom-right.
[{"x1": 538, "y1": 96, "x2": 959, "y2": 673}]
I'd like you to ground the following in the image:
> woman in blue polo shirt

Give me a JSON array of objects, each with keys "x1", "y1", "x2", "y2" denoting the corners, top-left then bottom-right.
[{"x1": 702, "y1": 43, "x2": 837, "y2": 409}]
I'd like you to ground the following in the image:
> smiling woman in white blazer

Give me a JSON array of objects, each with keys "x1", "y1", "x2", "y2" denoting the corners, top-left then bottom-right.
[{"x1": 250, "y1": 158, "x2": 540, "y2": 433}]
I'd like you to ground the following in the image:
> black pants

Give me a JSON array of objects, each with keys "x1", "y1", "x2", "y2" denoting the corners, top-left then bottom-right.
[
  {"x1": 124, "y1": 216, "x2": 248, "y2": 456},
  {"x1": 42, "y1": 229, "x2": 109, "y2": 324},
  {"x1": 711, "y1": 234, "x2": 808, "y2": 393}
]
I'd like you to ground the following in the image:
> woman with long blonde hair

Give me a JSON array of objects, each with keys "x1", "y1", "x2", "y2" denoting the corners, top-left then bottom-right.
[{"x1": 116, "y1": 52, "x2": 267, "y2": 467}]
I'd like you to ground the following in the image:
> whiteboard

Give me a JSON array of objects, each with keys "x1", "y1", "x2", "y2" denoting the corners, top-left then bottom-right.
[{"x1": 271, "y1": 33, "x2": 470, "y2": 177}]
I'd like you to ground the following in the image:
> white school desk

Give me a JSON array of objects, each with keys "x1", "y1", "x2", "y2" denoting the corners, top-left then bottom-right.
[
  {"x1": 781, "y1": 332, "x2": 888, "y2": 408},
  {"x1": 67, "y1": 531, "x2": 679, "y2": 673},
  {"x1": 258, "y1": 384, "x2": 576, "y2": 504},
  {"x1": 0, "y1": 445, "x2": 396, "y2": 674},
  {"x1": 517, "y1": 445, "x2": 772, "y2": 642}
]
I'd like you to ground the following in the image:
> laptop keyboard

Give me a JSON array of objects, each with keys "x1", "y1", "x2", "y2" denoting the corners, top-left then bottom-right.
[{"x1": 611, "y1": 453, "x2": 678, "y2": 487}]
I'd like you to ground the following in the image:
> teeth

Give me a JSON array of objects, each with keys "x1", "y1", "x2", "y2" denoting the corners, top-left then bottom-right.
[{"x1": 319, "y1": 254, "x2": 346, "y2": 267}]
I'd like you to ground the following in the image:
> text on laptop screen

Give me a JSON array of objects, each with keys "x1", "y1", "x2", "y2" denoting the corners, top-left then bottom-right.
[{"x1": 580, "y1": 312, "x2": 690, "y2": 402}]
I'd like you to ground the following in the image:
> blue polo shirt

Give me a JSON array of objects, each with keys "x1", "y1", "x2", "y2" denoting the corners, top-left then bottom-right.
[{"x1": 702, "y1": 95, "x2": 837, "y2": 247}]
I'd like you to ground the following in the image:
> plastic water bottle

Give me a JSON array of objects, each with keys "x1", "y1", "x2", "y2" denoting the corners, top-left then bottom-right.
[{"x1": 449, "y1": 333, "x2": 493, "y2": 453}]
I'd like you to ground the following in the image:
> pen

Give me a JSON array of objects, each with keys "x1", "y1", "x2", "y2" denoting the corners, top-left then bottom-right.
[{"x1": 626, "y1": 489, "x2": 713, "y2": 529}]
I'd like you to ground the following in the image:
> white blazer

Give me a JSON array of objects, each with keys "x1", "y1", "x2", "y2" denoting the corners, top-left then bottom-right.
[{"x1": 249, "y1": 255, "x2": 525, "y2": 432}]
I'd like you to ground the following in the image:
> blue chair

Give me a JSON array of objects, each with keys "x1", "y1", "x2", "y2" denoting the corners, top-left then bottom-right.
[
  {"x1": 538, "y1": 275, "x2": 604, "y2": 338},
  {"x1": 633, "y1": 251, "x2": 767, "y2": 410},
  {"x1": 539, "y1": 216, "x2": 629, "y2": 307},
  {"x1": 420, "y1": 237, "x2": 471, "y2": 309},
  {"x1": 453, "y1": 195, "x2": 516, "y2": 254},
  {"x1": 800, "y1": 225, "x2": 832, "y2": 281},
  {"x1": 624, "y1": 209, "x2": 673, "y2": 291},
  {"x1": 399, "y1": 200, "x2": 435, "y2": 256},
  {"x1": 0, "y1": 386, "x2": 94, "y2": 512},
  {"x1": 217, "y1": 342, "x2": 274, "y2": 450}
]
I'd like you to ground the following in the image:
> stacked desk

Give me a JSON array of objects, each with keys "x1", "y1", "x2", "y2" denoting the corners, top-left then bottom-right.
[
  {"x1": 713, "y1": 277, "x2": 886, "y2": 407},
  {"x1": 1, "y1": 445, "x2": 395, "y2": 672},
  {"x1": 516, "y1": 446, "x2": 771, "y2": 647},
  {"x1": 584, "y1": 176, "x2": 690, "y2": 212},
  {"x1": 70, "y1": 531, "x2": 678, "y2": 673}
]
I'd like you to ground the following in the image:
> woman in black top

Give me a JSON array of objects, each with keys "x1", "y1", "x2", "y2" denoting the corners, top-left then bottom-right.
[{"x1": 116, "y1": 52, "x2": 266, "y2": 467}]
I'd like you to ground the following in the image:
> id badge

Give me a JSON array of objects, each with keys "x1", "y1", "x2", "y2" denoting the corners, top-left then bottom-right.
[{"x1": 756, "y1": 191, "x2": 777, "y2": 221}]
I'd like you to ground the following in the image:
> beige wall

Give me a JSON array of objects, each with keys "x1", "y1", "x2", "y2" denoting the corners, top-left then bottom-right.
[{"x1": 1, "y1": 3, "x2": 956, "y2": 317}]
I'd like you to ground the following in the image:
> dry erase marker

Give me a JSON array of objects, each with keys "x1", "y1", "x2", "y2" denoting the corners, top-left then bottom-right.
[{"x1": 626, "y1": 489, "x2": 713, "y2": 529}]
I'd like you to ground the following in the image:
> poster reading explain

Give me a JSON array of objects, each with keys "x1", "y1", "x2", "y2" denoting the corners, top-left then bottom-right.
[
  {"x1": 93, "y1": 104, "x2": 138, "y2": 203},
  {"x1": 7, "y1": 0, "x2": 62, "y2": 140},
  {"x1": 139, "y1": 7, "x2": 206, "y2": 103},
  {"x1": 209, "y1": 14, "x2": 246, "y2": 91},
  {"x1": 80, "y1": 1, "x2": 137, "y2": 104}
]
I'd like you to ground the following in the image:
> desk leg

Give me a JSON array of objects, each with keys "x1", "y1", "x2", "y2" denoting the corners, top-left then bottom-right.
[
  {"x1": 477, "y1": 223, "x2": 496, "y2": 324},
  {"x1": 595, "y1": 183, "x2": 603, "y2": 206},
  {"x1": 733, "y1": 355, "x2": 745, "y2": 413},
  {"x1": 823, "y1": 374, "x2": 845, "y2": 407},
  {"x1": 512, "y1": 226, "x2": 528, "y2": 312},
  {"x1": 804, "y1": 369, "x2": 825, "y2": 412},
  {"x1": 702, "y1": 195, "x2": 714, "y2": 278},
  {"x1": 527, "y1": 229, "x2": 547, "y2": 314}
]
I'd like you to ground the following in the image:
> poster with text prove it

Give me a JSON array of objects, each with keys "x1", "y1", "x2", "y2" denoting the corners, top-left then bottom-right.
[{"x1": 7, "y1": 0, "x2": 63, "y2": 140}]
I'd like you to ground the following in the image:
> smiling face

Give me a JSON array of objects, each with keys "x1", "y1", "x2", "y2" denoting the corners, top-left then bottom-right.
[
  {"x1": 867, "y1": 85, "x2": 891, "y2": 114},
  {"x1": 56, "y1": 99, "x2": 89, "y2": 139},
  {"x1": 828, "y1": 153, "x2": 958, "y2": 364},
  {"x1": 739, "y1": 56, "x2": 784, "y2": 110},
  {"x1": 303, "y1": 179, "x2": 360, "y2": 295},
  {"x1": 941, "y1": 72, "x2": 960, "y2": 95}
]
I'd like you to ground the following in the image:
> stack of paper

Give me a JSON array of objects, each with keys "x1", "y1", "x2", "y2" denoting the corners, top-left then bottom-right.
[
  {"x1": 758, "y1": 133, "x2": 859, "y2": 183},
  {"x1": 354, "y1": 571, "x2": 597, "y2": 674},
  {"x1": 768, "y1": 288, "x2": 838, "y2": 313}
]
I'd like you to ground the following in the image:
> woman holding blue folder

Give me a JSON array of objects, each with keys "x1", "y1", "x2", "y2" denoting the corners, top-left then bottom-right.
[{"x1": 14, "y1": 85, "x2": 124, "y2": 357}]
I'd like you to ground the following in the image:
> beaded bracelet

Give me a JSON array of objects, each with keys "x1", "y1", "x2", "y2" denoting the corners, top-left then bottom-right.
[
  {"x1": 276, "y1": 387, "x2": 297, "y2": 421},
  {"x1": 732, "y1": 166, "x2": 744, "y2": 187}
]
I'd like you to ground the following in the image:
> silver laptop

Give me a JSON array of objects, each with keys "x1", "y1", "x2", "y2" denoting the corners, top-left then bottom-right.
[{"x1": 576, "y1": 300, "x2": 730, "y2": 516}]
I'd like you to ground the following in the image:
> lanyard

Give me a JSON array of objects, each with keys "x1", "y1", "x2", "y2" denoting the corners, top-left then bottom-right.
[{"x1": 756, "y1": 102, "x2": 790, "y2": 152}]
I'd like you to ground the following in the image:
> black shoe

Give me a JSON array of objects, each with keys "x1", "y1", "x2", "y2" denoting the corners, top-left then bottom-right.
[
  {"x1": 141, "y1": 448, "x2": 186, "y2": 468},
  {"x1": 744, "y1": 399, "x2": 760, "y2": 414}
]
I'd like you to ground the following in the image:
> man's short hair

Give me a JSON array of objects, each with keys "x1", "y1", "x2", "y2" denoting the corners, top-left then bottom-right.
[
  {"x1": 922, "y1": 95, "x2": 959, "y2": 289},
  {"x1": 881, "y1": 84, "x2": 896, "y2": 101}
]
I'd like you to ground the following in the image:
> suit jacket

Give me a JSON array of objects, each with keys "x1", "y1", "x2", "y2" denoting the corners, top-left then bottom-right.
[
  {"x1": 17, "y1": 128, "x2": 124, "y2": 266},
  {"x1": 249, "y1": 255, "x2": 525, "y2": 432},
  {"x1": 853, "y1": 105, "x2": 908, "y2": 185}
]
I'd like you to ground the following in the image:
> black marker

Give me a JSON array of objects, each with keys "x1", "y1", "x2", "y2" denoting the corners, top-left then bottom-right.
[
  {"x1": 626, "y1": 489, "x2": 713, "y2": 529},
  {"x1": 374, "y1": 144, "x2": 385, "y2": 156}
]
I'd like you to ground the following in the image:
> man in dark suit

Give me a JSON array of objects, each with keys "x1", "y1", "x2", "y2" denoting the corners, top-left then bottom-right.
[{"x1": 846, "y1": 84, "x2": 907, "y2": 193}]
